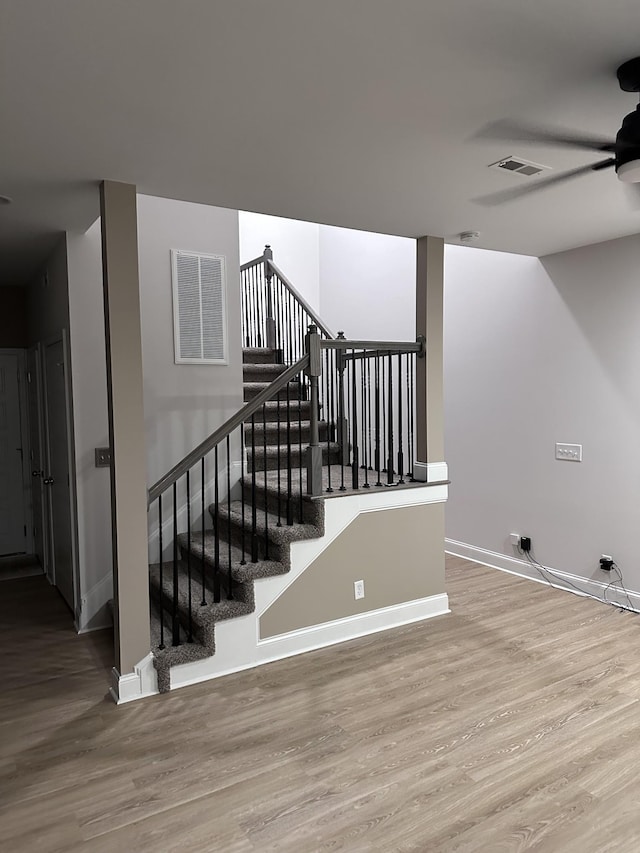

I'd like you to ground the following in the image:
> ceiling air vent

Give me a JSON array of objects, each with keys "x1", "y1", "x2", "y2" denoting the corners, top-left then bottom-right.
[
  {"x1": 171, "y1": 249, "x2": 228, "y2": 365},
  {"x1": 489, "y1": 156, "x2": 551, "y2": 177}
]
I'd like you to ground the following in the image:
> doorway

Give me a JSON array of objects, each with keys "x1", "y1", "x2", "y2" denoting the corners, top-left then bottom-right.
[
  {"x1": 42, "y1": 337, "x2": 77, "y2": 614},
  {"x1": 0, "y1": 350, "x2": 29, "y2": 556}
]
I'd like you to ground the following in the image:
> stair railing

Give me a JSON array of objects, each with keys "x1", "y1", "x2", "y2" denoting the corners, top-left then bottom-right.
[
  {"x1": 304, "y1": 325, "x2": 425, "y2": 496},
  {"x1": 148, "y1": 354, "x2": 310, "y2": 650},
  {"x1": 241, "y1": 245, "x2": 334, "y2": 363}
]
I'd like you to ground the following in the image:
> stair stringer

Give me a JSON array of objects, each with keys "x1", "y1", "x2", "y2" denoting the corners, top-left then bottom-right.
[{"x1": 167, "y1": 481, "x2": 449, "y2": 693}]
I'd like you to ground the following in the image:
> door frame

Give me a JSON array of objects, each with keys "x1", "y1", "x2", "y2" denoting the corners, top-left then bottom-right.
[
  {"x1": 27, "y1": 343, "x2": 49, "y2": 575},
  {"x1": 0, "y1": 347, "x2": 34, "y2": 557},
  {"x1": 41, "y1": 331, "x2": 80, "y2": 620}
]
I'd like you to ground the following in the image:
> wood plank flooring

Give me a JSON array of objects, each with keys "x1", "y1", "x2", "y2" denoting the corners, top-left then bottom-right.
[{"x1": 2, "y1": 556, "x2": 640, "y2": 851}]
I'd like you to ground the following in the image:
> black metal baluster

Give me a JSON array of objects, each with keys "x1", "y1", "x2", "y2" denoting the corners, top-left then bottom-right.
[
  {"x1": 240, "y1": 425, "x2": 246, "y2": 564},
  {"x1": 409, "y1": 353, "x2": 415, "y2": 480},
  {"x1": 172, "y1": 482, "x2": 179, "y2": 645},
  {"x1": 287, "y1": 292, "x2": 294, "y2": 367},
  {"x1": 226, "y1": 435, "x2": 233, "y2": 600},
  {"x1": 201, "y1": 457, "x2": 206, "y2": 605},
  {"x1": 214, "y1": 446, "x2": 220, "y2": 602},
  {"x1": 186, "y1": 470, "x2": 193, "y2": 641},
  {"x1": 382, "y1": 355, "x2": 387, "y2": 473},
  {"x1": 263, "y1": 403, "x2": 269, "y2": 557},
  {"x1": 387, "y1": 354, "x2": 394, "y2": 485},
  {"x1": 277, "y1": 384, "x2": 282, "y2": 526},
  {"x1": 298, "y1": 372, "x2": 304, "y2": 521},
  {"x1": 375, "y1": 353, "x2": 382, "y2": 486},
  {"x1": 286, "y1": 381, "x2": 294, "y2": 523},
  {"x1": 253, "y1": 267, "x2": 260, "y2": 348},
  {"x1": 363, "y1": 355, "x2": 370, "y2": 488},
  {"x1": 158, "y1": 494, "x2": 165, "y2": 649},
  {"x1": 338, "y1": 347, "x2": 346, "y2": 491},
  {"x1": 397, "y1": 352, "x2": 405, "y2": 484},
  {"x1": 351, "y1": 349, "x2": 359, "y2": 489},
  {"x1": 251, "y1": 414, "x2": 259, "y2": 561},
  {"x1": 326, "y1": 348, "x2": 334, "y2": 493}
]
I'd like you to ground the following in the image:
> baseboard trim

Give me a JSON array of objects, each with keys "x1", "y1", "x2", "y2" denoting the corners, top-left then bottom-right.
[
  {"x1": 170, "y1": 592, "x2": 450, "y2": 693},
  {"x1": 445, "y1": 538, "x2": 640, "y2": 612},
  {"x1": 109, "y1": 653, "x2": 158, "y2": 704}
]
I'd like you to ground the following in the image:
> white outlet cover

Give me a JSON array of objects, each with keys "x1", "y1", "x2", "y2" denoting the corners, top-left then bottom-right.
[
  {"x1": 354, "y1": 580, "x2": 365, "y2": 600},
  {"x1": 555, "y1": 443, "x2": 582, "y2": 462}
]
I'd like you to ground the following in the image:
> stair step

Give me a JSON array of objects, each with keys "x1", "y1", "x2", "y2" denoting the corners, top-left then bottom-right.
[
  {"x1": 243, "y1": 347, "x2": 280, "y2": 364},
  {"x1": 210, "y1": 501, "x2": 321, "y2": 565},
  {"x1": 243, "y1": 363, "x2": 288, "y2": 383},
  {"x1": 177, "y1": 532, "x2": 289, "y2": 584},
  {"x1": 245, "y1": 419, "x2": 331, "y2": 446},
  {"x1": 243, "y1": 380, "x2": 308, "y2": 403},
  {"x1": 248, "y1": 399, "x2": 313, "y2": 422},
  {"x1": 241, "y1": 475, "x2": 324, "y2": 528},
  {"x1": 247, "y1": 442, "x2": 340, "y2": 472}
]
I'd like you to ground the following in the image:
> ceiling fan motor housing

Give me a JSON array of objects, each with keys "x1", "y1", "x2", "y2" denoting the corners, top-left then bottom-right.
[{"x1": 615, "y1": 105, "x2": 640, "y2": 181}]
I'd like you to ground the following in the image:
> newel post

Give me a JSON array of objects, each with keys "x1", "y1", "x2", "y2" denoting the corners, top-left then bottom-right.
[
  {"x1": 305, "y1": 324, "x2": 323, "y2": 495},
  {"x1": 264, "y1": 244, "x2": 277, "y2": 350}
]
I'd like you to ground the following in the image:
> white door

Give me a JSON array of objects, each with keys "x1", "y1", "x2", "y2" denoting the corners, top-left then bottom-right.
[
  {"x1": 44, "y1": 340, "x2": 75, "y2": 611},
  {"x1": 0, "y1": 352, "x2": 28, "y2": 556},
  {"x1": 27, "y1": 346, "x2": 47, "y2": 573}
]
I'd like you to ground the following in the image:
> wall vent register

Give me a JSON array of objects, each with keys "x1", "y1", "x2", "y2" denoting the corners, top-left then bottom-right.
[{"x1": 171, "y1": 249, "x2": 228, "y2": 365}]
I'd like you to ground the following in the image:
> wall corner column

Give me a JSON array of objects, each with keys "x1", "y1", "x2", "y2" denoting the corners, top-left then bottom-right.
[
  {"x1": 415, "y1": 236, "x2": 445, "y2": 478},
  {"x1": 100, "y1": 181, "x2": 150, "y2": 677}
]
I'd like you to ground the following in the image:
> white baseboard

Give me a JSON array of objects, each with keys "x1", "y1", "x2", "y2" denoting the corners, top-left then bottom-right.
[
  {"x1": 109, "y1": 653, "x2": 158, "y2": 704},
  {"x1": 445, "y1": 538, "x2": 640, "y2": 612},
  {"x1": 170, "y1": 592, "x2": 450, "y2": 693}
]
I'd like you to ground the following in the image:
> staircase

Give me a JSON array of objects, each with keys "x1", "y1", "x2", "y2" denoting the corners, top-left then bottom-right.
[
  {"x1": 149, "y1": 346, "x2": 336, "y2": 693},
  {"x1": 146, "y1": 245, "x2": 422, "y2": 694}
]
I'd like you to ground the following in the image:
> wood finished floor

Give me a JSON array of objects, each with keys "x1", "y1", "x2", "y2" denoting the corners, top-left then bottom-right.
[{"x1": 2, "y1": 557, "x2": 640, "y2": 852}]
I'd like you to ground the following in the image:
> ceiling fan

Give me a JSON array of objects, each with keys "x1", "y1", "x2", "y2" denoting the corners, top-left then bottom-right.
[{"x1": 475, "y1": 57, "x2": 640, "y2": 206}]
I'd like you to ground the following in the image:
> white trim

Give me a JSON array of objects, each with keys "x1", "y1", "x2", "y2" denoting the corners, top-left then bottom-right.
[
  {"x1": 445, "y1": 538, "x2": 640, "y2": 612},
  {"x1": 77, "y1": 571, "x2": 114, "y2": 632},
  {"x1": 170, "y1": 593, "x2": 450, "y2": 693},
  {"x1": 413, "y1": 461, "x2": 448, "y2": 483},
  {"x1": 109, "y1": 653, "x2": 158, "y2": 704}
]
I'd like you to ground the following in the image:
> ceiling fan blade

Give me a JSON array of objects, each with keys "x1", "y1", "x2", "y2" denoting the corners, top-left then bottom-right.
[
  {"x1": 474, "y1": 159, "x2": 616, "y2": 207},
  {"x1": 476, "y1": 120, "x2": 617, "y2": 153},
  {"x1": 622, "y1": 182, "x2": 640, "y2": 210}
]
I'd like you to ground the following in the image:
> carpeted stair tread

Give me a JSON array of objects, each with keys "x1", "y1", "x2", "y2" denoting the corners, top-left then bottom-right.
[
  {"x1": 214, "y1": 501, "x2": 321, "y2": 545},
  {"x1": 176, "y1": 532, "x2": 289, "y2": 583},
  {"x1": 244, "y1": 419, "x2": 330, "y2": 443},
  {"x1": 243, "y1": 363, "x2": 288, "y2": 381},
  {"x1": 149, "y1": 598, "x2": 211, "y2": 693},
  {"x1": 243, "y1": 381, "x2": 307, "y2": 403},
  {"x1": 246, "y1": 441, "x2": 340, "y2": 472},
  {"x1": 149, "y1": 561, "x2": 254, "y2": 626},
  {"x1": 250, "y1": 399, "x2": 313, "y2": 422},
  {"x1": 243, "y1": 347, "x2": 280, "y2": 364}
]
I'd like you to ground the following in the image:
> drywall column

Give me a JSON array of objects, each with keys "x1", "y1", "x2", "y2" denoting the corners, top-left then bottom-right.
[
  {"x1": 415, "y1": 236, "x2": 445, "y2": 476},
  {"x1": 100, "y1": 181, "x2": 150, "y2": 676}
]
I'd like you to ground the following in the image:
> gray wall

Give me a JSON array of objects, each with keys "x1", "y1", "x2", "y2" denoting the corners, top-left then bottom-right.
[
  {"x1": 67, "y1": 220, "x2": 113, "y2": 630},
  {"x1": 444, "y1": 236, "x2": 640, "y2": 594},
  {"x1": 0, "y1": 287, "x2": 27, "y2": 347},
  {"x1": 27, "y1": 235, "x2": 70, "y2": 345},
  {"x1": 260, "y1": 502, "x2": 445, "y2": 638},
  {"x1": 137, "y1": 195, "x2": 243, "y2": 488}
]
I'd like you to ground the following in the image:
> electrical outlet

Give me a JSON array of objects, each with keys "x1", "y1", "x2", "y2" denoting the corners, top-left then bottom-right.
[
  {"x1": 354, "y1": 580, "x2": 365, "y2": 600},
  {"x1": 600, "y1": 555, "x2": 614, "y2": 571},
  {"x1": 510, "y1": 533, "x2": 520, "y2": 546}
]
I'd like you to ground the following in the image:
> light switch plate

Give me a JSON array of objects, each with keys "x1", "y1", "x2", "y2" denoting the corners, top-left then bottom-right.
[
  {"x1": 555, "y1": 443, "x2": 582, "y2": 462},
  {"x1": 95, "y1": 447, "x2": 111, "y2": 468}
]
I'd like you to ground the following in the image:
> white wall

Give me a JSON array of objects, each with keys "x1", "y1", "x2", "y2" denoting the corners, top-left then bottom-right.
[
  {"x1": 444, "y1": 236, "x2": 640, "y2": 595},
  {"x1": 318, "y1": 226, "x2": 415, "y2": 341},
  {"x1": 138, "y1": 195, "x2": 243, "y2": 488},
  {"x1": 239, "y1": 211, "x2": 320, "y2": 312},
  {"x1": 67, "y1": 221, "x2": 112, "y2": 630}
]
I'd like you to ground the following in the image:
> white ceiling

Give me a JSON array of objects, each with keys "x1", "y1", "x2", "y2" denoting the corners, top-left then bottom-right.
[{"x1": 2, "y1": 0, "x2": 640, "y2": 285}]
